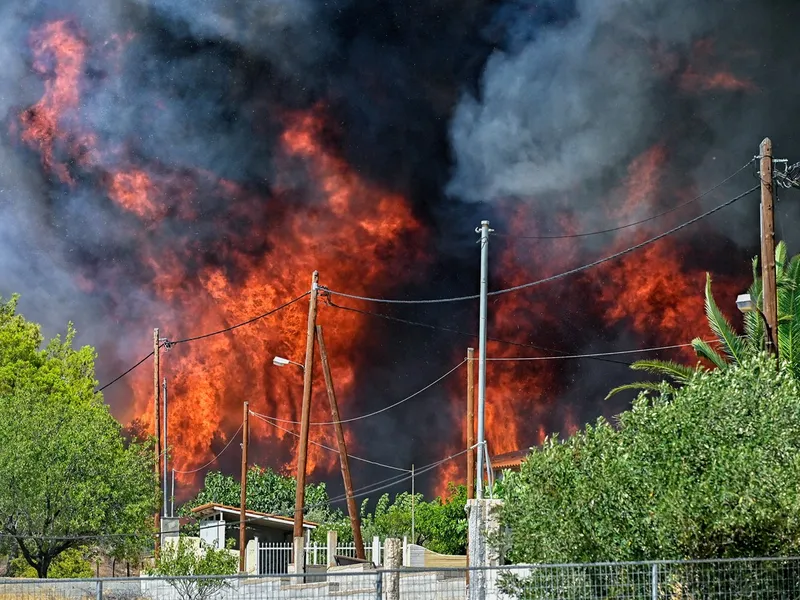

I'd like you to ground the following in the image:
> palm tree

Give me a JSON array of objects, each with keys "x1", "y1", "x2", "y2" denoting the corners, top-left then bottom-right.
[{"x1": 607, "y1": 241, "x2": 800, "y2": 398}]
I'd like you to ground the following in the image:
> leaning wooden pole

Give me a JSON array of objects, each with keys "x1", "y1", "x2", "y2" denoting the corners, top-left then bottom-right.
[
  {"x1": 316, "y1": 325, "x2": 365, "y2": 559},
  {"x1": 239, "y1": 402, "x2": 249, "y2": 573}
]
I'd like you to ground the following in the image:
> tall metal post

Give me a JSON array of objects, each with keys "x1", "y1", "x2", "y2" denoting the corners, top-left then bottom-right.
[
  {"x1": 171, "y1": 469, "x2": 175, "y2": 517},
  {"x1": 162, "y1": 378, "x2": 168, "y2": 517},
  {"x1": 239, "y1": 401, "x2": 249, "y2": 572},
  {"x1": 153, "y1": 328, "x2": 161, "y2": 552},
  {"x1": 475, "y1": 221, "x2": 490, "y2": 499},
  {"x1": 411, "y1": 464, "x2": 415, "y2": 542}
]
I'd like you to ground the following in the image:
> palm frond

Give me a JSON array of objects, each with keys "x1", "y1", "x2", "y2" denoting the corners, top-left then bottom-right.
[
  {"x1": 776, "y1": 240, "x2": 788, "y2": 279},
  {"x1": 691, "y1": 337, "x2": 729, "y2": 371},
  {"x1": 605, "y1": 382, "x2": 668, "y2": 400},
  {"x1": 745, "y1": 262, "x2": 765, "y2": 344},
  {"x1": 703, "y1": 273, "x2": 747, "y2": 365},
  {"x1": 628, "y1": 359, "x2": 696, "y2": 384},
  {"x1": 778, "y1": 253, "x2": 800, "y2": 376}
]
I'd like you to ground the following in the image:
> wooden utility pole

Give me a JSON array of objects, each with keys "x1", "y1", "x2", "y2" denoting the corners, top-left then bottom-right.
[
  {"x1": 466, "y1": 347, "x2": 475, "y2": 500},
  {"x1": 239, "y1": 401, "x2": 249, "y2": 573},
  {"x1": 316, "y1": 325, "x2": 365, "y2": 559},
  {"x1": 760, "y1": 138, "x2": 779, "y2": 356},
  {"x1": 153, "y1": 328, "x2": 161, "y2": 552},
  {"x1": 293, "y1": 271, "x2": 320, "y2": 558}
]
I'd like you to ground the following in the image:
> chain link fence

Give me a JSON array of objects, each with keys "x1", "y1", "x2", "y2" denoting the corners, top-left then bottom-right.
[{"x1": 2, "y1": 557, "x2": 799, "y2": 600}]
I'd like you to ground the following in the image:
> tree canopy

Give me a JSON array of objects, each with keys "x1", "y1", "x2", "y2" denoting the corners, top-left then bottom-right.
[
  {"x1": 181, "y1": 467, "x2": 331, "y2": 525},
  {"x1": 0, "y1": 295, "x2": 156, "y2": 577},
  {"x1": 502, "y1": 353, "x2": 800, "y2": 564}
]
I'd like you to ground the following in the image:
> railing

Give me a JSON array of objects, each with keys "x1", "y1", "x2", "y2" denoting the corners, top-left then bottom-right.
[
  {"x1": 4, "y1": 558, "x2": 800, "y2": 600},
  {"x1": 257, "y1": 541, "x2": 380, "y2": 574}
]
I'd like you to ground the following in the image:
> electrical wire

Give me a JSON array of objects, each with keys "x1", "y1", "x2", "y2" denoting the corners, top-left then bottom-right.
[
  {"x1": 322, "y1": 185, "x2": 759, "y2": 305},
  {"x1": 96, "y1": 350, "x2": 155, "y2": 392},
  {"x1": 0, "y1": 447, "x2": 473, "y2": 541},
  {"x1": 248, "y1": 359, "x2": 466, "y2": 427},
  {"x1": 171, "y1": 292, "x2": 310, "y2": 344},
  {"x1": 327, "y1": 299, "x2": 633, "y2": 367},
  {"x1": 250, "y1": 411, "x2": 410, "y2": 473},
  {"x1": 494, "y1": 159, "x2": 755, "y2": 239},
  {"x1": 478, "y1": 340, "x2": 715, "y2": 361},
  {"x1": 95, "y1": 292, "x2": 310, "y2": 392},
  {"x1": 172, "y1": 423, "x2": 244, "y2": 474}
]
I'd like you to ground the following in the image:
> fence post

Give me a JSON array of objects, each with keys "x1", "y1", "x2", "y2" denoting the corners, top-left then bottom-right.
[
  {"x1": 375, "y1": 570, "x2": 383, "y2": 600},
  {"x1": 651, "y1": 563, "x2": 658, "y2": 600},
  {"x1": 372, "y1": 536, "x2": 382, "y2": 566},
  {"x1": 95, "y1": 579, "x2": 103, "y2": 600}
]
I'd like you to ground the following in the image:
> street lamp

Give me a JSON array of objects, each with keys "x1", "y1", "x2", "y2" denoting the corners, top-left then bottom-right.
[
  {"x1": 272, "y1": 356, "x2": 305, "y2": 370},
  {"x1": 736, "y1": 293, "x2": 774, "y2": 353}
]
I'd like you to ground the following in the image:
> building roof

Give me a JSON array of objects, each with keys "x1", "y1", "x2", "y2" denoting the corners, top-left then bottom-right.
[
  {"x1": 190, "y1": 502, "x2": 318, "y2": 531},
  {"x1": 490, "y1": 449, "x2": 530, "y2": 470}
]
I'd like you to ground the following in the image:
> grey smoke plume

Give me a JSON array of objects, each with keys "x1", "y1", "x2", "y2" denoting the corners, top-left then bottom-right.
[{"x1": 447, "y1": 0, "x2": 727, "y2": 202}]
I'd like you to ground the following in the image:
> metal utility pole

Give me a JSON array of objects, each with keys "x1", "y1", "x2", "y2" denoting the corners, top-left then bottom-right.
[
  {"x1": 153, "y1": 328, "x2": 161, "y2": 551},
  {"x1": 239, "y1": 401, "x2": 249, "y2": 573},
  {"x1": 162, "y1": 378, "x2": 168, "y2": 518},
  {"x1": 475, "y1": 221, "x2": 491, "y2": 499},
  {"x1": 411, "y1": 464, "x2": 415, "y2": 543},
  {"x1": 293, "y1": 271, "x2": 320, "y2": 557},
  {"x1": 466, "y1": 347, "x2": 475, "y2": 500},
  {"x1": 171, "y1": 469, "x2": 175, "y2": 518},
  {"x1": 316, "y1": 325, "x2": 365, "y2": 559},
  {"x1": 760, "y1": 138, "x2": 779, "y2": 356}
]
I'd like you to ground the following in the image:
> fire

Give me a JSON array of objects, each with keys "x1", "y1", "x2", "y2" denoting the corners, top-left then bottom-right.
[
  {"x1": 15, "y1": 16, "x2": 758, "y2": 501},
  {"x1": 16, "y1": 20, "x2": 427, "y2": 489},
  {"x1": 19, "y1": 20, "x2": 87, "y2": 183}
]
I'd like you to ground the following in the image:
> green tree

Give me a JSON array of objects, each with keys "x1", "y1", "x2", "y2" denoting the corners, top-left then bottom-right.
[
  {"x1": 608, "y1": 242, "x2": 800, "y2": 397},
  {"x1": 147, "y1": 536, "x2": 237, "y2": 600},
  {"x1": 0, "y1": 295, "x2": 156, "y2": 577},
  {"x1": 348, "y1": 485, "x2": 468, "y2": 554},
  {"x1": 502, "y1": 353, "x2": 800, "y2": 565},
  {"x1": 181, "y1": 467, "x2": 331, "y2": 525}
]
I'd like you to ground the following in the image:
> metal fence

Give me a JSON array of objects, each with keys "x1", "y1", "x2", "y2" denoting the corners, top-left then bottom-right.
[
  {"x1": 2, "y1": 557, "x2": 800, "y2": 600},
  {"x1": 257, "y1": 542, "x2": 380, "y2": 574}
]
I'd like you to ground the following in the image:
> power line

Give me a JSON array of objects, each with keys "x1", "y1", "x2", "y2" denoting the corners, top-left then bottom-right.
[
  {"x1": 478, "y1": 340, "x2": 715, "y2": 361},
  {"x1": 170, "y1": 292, "x2": 310, "y2": 345},
  {"x1": 95, "y1": 292, "x2": 310, "y2": 392},
  {"x1": 97, "y1": 350, "x2": 155, "y2": 392},
  {"x1": 250, "y1": 412, "x2": 409, "y2": 472},
  {"x1": 172, "y1": 423, "x2": 244, "y2": 474},
  {"x1": 322, "y1": 185, "x2": 759, "y2": 305},
  {"x1": 327, "y1": 299, "x2": 633, "y2": 367},
  {"x1": 248, "y1": 359, "x2": 466, "y2": 427},
  {"x1": 494, "y1": 159, "x2": 755, "y2": 239},
  {"x1": 0, "y1": 447, "x2": 472, "y2": 542}
]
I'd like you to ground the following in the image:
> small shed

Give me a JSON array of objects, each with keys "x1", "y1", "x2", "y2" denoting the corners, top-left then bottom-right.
[{"x1": 191, "y1": 502, "x2": 317, "y2": 551}]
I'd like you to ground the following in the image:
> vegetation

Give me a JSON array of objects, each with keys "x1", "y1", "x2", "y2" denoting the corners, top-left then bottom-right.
[
  {"x1": 314, "y1": 484, "x2": 469, "y2": 554},
  {"x1": 608, "y1": 242, "x2": 800, "y2": 397},
  {"x1": 147, "y1": 536, "x2": 237, "y2": 600},
  {"x1": 183, "y1": 467, "x2": 469, "y2": 555},
  {"x1": 180, "y1": 467, "x2": 332, "y2": 526},
  {"x1": 501, "y1": 353, "x2": 800, "y2": 564},
  {"x1": 0, "y1": 295, "x2": 156, "y2": 577}
]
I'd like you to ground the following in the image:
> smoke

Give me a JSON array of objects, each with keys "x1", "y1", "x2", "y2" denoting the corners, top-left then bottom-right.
[
  {"x1": 447, "y1": 0, "x2": 733, "y2": 202},
  {"x1": 133, "y1": 0, "x2": 340, "y2": 78},
  {"x1": 3, "y1": 0, "x2": 800, "y2": 499}
]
